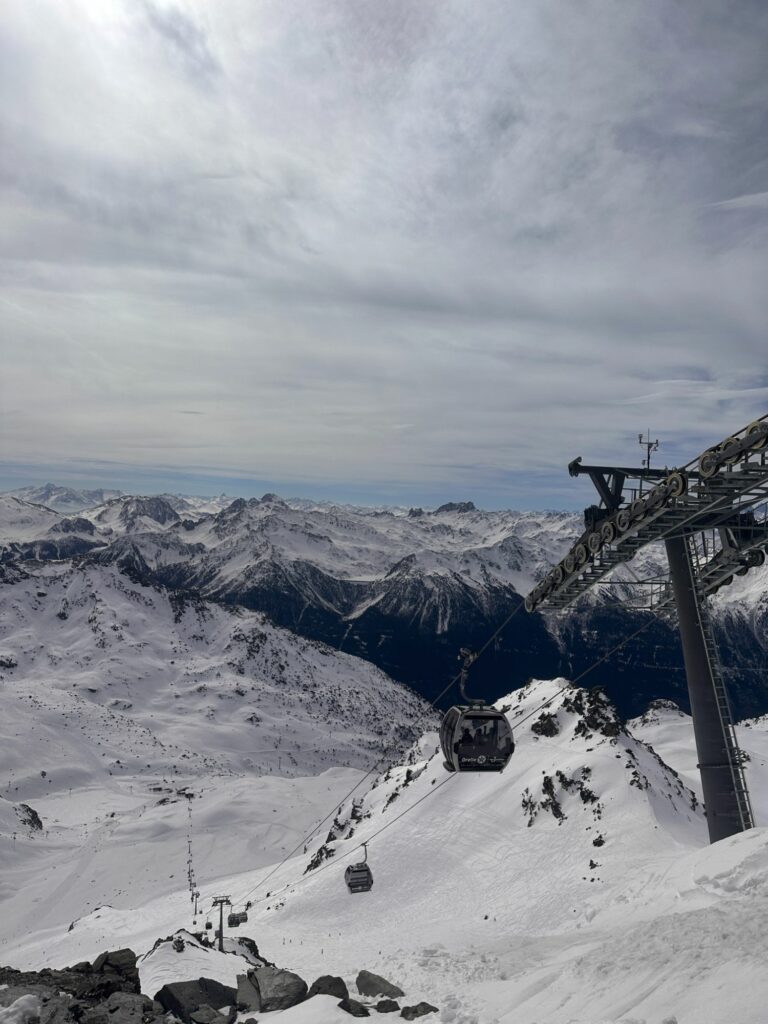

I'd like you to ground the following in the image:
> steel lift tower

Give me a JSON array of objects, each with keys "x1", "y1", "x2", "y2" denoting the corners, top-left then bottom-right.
[{"x1": 524, "y1": 416, "x2": 768, "y2": 843}]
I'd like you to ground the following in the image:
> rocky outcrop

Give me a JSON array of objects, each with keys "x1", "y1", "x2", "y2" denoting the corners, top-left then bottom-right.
[
  {"x1": 307, "y1": 975, "x2": 349, "y2": 1000},
  {"x1": 0, "y1": 948, "x2": 140, "y2": 1002},
  {"x1": 154, "y1": 979, "x2": 236, "y2": 1024},
  {"x1": 0, "y1": 951, "x2": 160, "y2": 1024},
  {"x1": 355, "y1": 971, "x2": 404, "y2": 999},
  {"x1": 400, "y1": 1003, "x2": 438, "y2": 1020},
  {"x1": 338, "y1": 998, "x2": 370, "y2": 1017},
  {"x1": 235, "y1": 967, "x2": 307, "y2": 1012}
]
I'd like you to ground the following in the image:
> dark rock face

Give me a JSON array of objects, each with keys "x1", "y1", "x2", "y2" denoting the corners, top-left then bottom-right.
[
  {"x1": 0, "y1": 951, "x2": 159, "y2": 1024},
  {"x1": 355, "y1": 971, "x2": 404, "y2": 999},
  {"x1": 235, "y1": 967, "x2": 307, "y2": 1012},
  {"x1": 154, "y1": 979, "x2": 236, "y2": 1023},
  {"x1": 375, "y1": 998, "x2": 401, "y2": 1012},
  {"x1": 338, "y1": 997, "x2": 370, "y2": 1017},
  {"x1": 400, "y1": 1002, "x2": 439, "y2": 1020},
  {"x1": 307, "y1": 975, "x2": 349, "y2": 1000},
  {"x1": 189, "y1": 1005, "x2": 228, "y2": 1024},
  {"x1": 15, "y1": 803, "x2": 43, "y2": 831},
  {"x1": 0, "y1": 948, "x2": 140, "y2": 1002}
]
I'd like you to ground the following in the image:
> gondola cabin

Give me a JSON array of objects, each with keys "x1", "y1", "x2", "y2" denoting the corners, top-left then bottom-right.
[
  {"x1": 345, "y1": 843, "x2": 373, "y2": 893},
  {"x1": 440, "y1": 705, "x2": 514, "y2": 772},
  {"x1": 345, "y1": 862, "x2": 373, "y2": 893}
]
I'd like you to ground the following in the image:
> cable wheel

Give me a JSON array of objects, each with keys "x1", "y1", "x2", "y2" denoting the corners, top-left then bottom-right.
[
  {"x1": 721, "y1": 436, "x2": 742, "y2": 465},
  {"x1": 746, "y1": 420, "x2": 768, "y2": 450},
  {"x1": 720, "y1": 575, "x2": 733, "y2": 589},
  {"x1": 553, "y1": 564, "x2": 565, "y2": 585},
  {"x1": 587, "y1": 531, "x2": 602, "y2": 554},
  {"x1": 524, "y1": 594, "x2": 536, "y2": 613},
  {"x1": 575, "y1": 543, "x2": 588, "y2": 566},
  {"x1": 645, "y1": 483, "x2": 665, "y2": 510},
  {"x1": 748, "y1": 549, "x2": 766, "y2": 568},
  {"x1": 616, "y1": 509, "x2": 631, "y2": 533},
  {"x1": 665, "y1": 471, "x2": 687, "y2": 498},
  {"x1": 564, "y1": 553, "x2": 576, "y2": 574},
  {"x1": 600, "y1": 519, "x2": 616, "y2": 544},
  {"x1": 699, "y1": 448, "x2": 721, "y2": 479},
  {"x1": 630, "y1": 497, "x2": 647, "y2": 521},
  {"x1": 735, "y1": 564, "x2": 749, "y2": 576}
]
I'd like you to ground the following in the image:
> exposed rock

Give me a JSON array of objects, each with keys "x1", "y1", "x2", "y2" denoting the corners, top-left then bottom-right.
[
  {"x1": 434, "y1": 501, "x2": 476, "y2": 514},
  {"x1": 154, "y1": 980, "x2": 236, "y2": 1024},
  {"x1": 0, "y1": 994, "x2": 41, "y2": 1024},
  {"x1": 238, "y1": 967, "x2": 307, "y2": 1012},
  {"x1": 338, "y1": 998, "x2": 370, "y2": 1017},
  {"x1": 400, "y1": 1003, "x2": 438, "y2": 1020},
  {"x1": 307, "y1": 976, "x2": 349, "y2": 1000},
  {"x1": 15, "y1": 804, "x2": 43, "y2": 831},
  {"x1": 530, "y1": 711, "x2": 560, "y2": 737},
  {"x1": 356, "y1": 972, "x2": 404, "y2": 999},
  {"x1": 189, "y1": 1005, "x2": 228, "y2": 1024},
  {"x1": 235, "y1": 975, "x2": 260, "y2": 1013},
  {"x1": 375, "y1": 999, "x2": 400, "y2": 1012},
  {"x1": 0, "y1": 949, "x2": 139, "y2": 1003}
]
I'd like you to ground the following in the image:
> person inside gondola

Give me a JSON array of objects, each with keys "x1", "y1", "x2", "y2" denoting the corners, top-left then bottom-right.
[{"x1": 460, "y1": 726, "x2": 473, "y2": 745}]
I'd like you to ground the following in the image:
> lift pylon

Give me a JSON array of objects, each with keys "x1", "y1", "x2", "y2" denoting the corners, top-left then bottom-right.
[{"x1": 525, "y1": 415, "x2": 768, "y2": 843}]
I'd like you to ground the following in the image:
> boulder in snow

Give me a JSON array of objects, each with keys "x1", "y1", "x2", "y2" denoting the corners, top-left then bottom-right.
[
  {"x1": 189, "y1": 1005, "x2": 228, "y2": 1024},
  {"x1": 154, "y1": 979, "x2": 236, "y2": 1023},
  {"x1": 307, "y1": 975, "x2": 349, "y2": 1000},
  {"x1": 237, "y1": 966, "x2": 307, "y2": 1012},
  {"x1": 356, "y1": 971, "x2": 404, "y2": 999},
  {"x1": 338, "y1": 997, "x2": 370, "y2": 1017},
  {"x1": 400, "y1": 1002, "x2": 438, "y2": 1020}
]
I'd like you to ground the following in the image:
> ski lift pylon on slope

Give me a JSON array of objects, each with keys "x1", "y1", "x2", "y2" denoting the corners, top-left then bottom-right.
[
  {"x1": 440, "y1": 648, "x2": 515, "y2": 773},
  {"x1": 345, "y1": 842, "x2": 373, "y2": 893}
]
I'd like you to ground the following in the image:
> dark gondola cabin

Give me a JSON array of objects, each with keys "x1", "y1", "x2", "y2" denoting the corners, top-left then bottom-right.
[
  {"x1": 345, "y1": 842, "x2": 373, "y2": 893},
  {"x1": 345, "y1": 862, "x2": 374, "y2": 893},
  {"x1": 440, "y1": 705, "x2": 514, "y2": 772}
]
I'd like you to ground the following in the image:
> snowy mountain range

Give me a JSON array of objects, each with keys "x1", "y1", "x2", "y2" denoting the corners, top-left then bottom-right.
[
  {"x1": 1, "y1": 487, "x2": 766, "y2": 718},
  {"x1": 2, "y1": 485, "x2": 767, "y2": 1021}
]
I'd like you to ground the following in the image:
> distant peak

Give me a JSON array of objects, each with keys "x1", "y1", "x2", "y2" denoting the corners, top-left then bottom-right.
[
  {"x1": 260, "y1": 493, "x2": 287, "y2": 507},
  {"x1": 434, "y1": 501, "x2": 476, "y2": 514}
]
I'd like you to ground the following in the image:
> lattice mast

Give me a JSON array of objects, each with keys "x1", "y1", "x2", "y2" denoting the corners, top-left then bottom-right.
[{"x1": 525, "y1": 417, "x2": 768, "y2": 843}]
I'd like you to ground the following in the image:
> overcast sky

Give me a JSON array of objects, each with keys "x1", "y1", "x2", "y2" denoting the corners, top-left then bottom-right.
[{"x1": 1, "y1": 0, "x2": 767, "y2": 508}]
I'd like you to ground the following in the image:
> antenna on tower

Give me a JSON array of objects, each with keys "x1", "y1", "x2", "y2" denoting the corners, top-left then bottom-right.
[{"x1": 638, "y1": 429, "x2": 660, "y2": 470}]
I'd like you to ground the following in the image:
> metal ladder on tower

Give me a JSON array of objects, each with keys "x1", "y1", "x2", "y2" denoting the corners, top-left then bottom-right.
[{"x1": 687, "y1": 536, "x2": 754, "y2": 831}]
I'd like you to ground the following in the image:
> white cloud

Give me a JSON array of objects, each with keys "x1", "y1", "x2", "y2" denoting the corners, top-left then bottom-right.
[{"x1": 1, "y1": 0, "x2": 767, "y2": 505}]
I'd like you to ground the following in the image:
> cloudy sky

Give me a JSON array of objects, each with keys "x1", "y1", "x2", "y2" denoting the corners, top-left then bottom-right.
[{"x1": 1, "y1": 0, "x2": 767, "y2": 508}]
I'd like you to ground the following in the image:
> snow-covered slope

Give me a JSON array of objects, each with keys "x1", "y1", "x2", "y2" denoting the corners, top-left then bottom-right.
[
  {"x1": 0, "y1": 496, "x2": 64, "y2": 543},
  {"x1": 0, "y1": 562, "x2": 435, "y2": 957},
  {"x1": 8, "y1": 679, "x2": 768, "y2": 1023},
  {"x1": 629, "y1": 698, "x2": 768, "y2": 826},
  {"x1": 0, "y1": 496, "x2": 104, "y2": 560},
  {"x1": 3, "y1": 484, "x2": 124, "y2": 513}
]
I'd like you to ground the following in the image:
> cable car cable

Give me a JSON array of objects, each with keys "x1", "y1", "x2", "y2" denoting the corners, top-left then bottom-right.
[
  {"x1": 228, "y1": 773, "x2": 459, "y2": 913},
  {"x1": 210, "y1": 570, "x2": 659, "y2": 916},
  {"x1": 511, "y1": 614, "x2": 658, "y2": 729},
  {"x1": 229, "y1": 732, "x2": 416, "y2": 911},
  {"x1": 203, "y1": 608, "x2": 659, "y2": 921}
]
